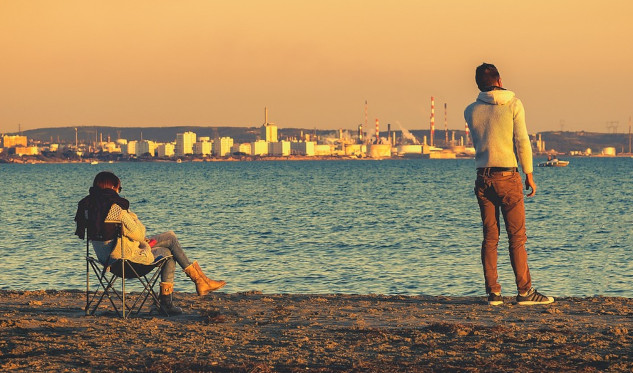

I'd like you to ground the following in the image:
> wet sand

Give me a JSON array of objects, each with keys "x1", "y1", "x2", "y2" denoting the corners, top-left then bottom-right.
[{"x1": 0, "y1": 290, "x2": 631, "y2": 372}]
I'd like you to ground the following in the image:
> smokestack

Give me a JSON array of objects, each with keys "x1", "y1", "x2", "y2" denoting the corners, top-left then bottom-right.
[
  {"x1": 364, "y1": 100, "x2": 368, "y2": 132},
  {"x1": 430, "y1": 96, "x2": 435, "y2": 147},
  {"x1": 629, "y1": 117, "x2": 631, "y2": 154},
  {"x1": 464, "y1": 121, "x2": 470, "y2": 145},
  {"x1": 375, "y1": 118, "x2": 379, "y2": 144},
  {"x1": 387, "y1": 123, "x2": 391, "y2": 145},
  {"x1": 444, "y1": 103, "x2": 448, "y2": 146}
]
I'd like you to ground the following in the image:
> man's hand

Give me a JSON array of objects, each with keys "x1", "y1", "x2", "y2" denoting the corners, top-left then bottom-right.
[{"x1": 525, "y1": 173, "x2": 537, "y2": 197}]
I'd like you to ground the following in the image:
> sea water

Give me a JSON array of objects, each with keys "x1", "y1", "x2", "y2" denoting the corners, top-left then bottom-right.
[{"x1": 1, "y1": 157, "x2": 631, "y2": 297}]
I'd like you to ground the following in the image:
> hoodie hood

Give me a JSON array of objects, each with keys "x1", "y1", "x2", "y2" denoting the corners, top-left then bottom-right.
[{"x1": 477, "y1": 89, "x2": 516, "y2": 105}]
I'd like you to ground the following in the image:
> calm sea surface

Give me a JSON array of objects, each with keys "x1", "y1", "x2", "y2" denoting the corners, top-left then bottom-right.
[{"x1": 1, "y1": 158, "x2": 631, "y2": 297}]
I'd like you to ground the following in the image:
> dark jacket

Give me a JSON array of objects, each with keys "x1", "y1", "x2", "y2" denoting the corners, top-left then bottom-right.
[{"x1": 74, "y1": 187, "x2": 129, "y2": 241}]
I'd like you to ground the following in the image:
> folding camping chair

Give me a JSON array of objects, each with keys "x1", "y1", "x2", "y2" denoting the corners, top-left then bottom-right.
[{"x1": 84, "y1": 222, "x2": 172, "y2": 318}]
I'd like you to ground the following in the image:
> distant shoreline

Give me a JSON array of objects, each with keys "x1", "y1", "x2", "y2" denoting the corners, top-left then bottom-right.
[
  {"x1": 3, "y1": 153, "x2": 632, "y2": 165},
  {"x1": 1, "y1": 155, "x2": 471, "y2": 164}
]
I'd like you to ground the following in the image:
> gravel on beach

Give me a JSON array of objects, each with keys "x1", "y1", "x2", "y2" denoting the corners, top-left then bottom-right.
[{"x1": 0, "y1": 290, "x2": 631, "y2": 372}]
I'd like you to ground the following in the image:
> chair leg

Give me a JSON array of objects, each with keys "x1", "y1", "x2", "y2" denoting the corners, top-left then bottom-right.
[
  {"x1": 86, "y1": 260, "x2": 121, "y2": 316},
  {"x1": 85, "y1": 257, "x2": 174, "y2": 318}
]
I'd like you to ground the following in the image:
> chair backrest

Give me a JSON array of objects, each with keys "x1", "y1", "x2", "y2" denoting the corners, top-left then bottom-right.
[{"x1": 84, "y1": 216, "x2": 123, "y2": 263}]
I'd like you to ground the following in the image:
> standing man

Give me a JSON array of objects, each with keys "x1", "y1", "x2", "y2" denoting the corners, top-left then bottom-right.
[{"x1": 464, "y1": 63, "x2": 554, "y2": 305}]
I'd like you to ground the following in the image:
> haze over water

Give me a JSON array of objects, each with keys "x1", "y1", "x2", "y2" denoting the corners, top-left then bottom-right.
[{"x1": 1, "y1": 158, "x2": 631, "y2": 297}]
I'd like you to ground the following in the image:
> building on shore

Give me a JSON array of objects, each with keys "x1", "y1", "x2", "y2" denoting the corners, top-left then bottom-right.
[
  {"x1": 270, "y1": 141, "x2": 291, "y2": 156},
  {"x1": 291, "y1": 141, "x2": 315, "y2": 156},
  {"x1": 232, "y1": 142, "x2": 252, "y2": 155},
  {"x1": 15, "y1": 146, "x2": 39, "y2": 156},
  {"x1": 314, "y1": 144, "x2": 333, "y2": 156},
  {"x1": 136, "y1": 140, "x2": 156, "y2": 157},
  {"x1": 176, "y1": 131, "x2": 196, "y2": 156},
  {"x1": 262, "y1": 107, "x2": 278, "y2": 143},
  {"x1": 122, "y1": 141, "x2": 137, "y2": 156},
  {"x1": 2, "y1": 135, "x2": 27, "y2": 148},
  {"x1": 251, "y1": 140, "x2": 268, "y2": 156},
  {"x1": 194, "y1": 137, "x2": 212, "y2": 156},
  {"x1": 214, "y1": 137, "x2": 234, "y2": 157},
  {"x1": 157, "y1": 143, "x2": 175, "y2": 158}
]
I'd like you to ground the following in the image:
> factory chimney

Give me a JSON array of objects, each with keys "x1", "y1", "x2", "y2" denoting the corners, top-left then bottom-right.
[
  {"x1": 444, "y1": 103, "x2": 448, "y2": 146},
  {"x1": 430, "y1": 97, "x2": 435, "y2": 147},
  {"x1": 364, "y1": 100, "x2": 368, "y2": 133},
  {"x1": 629, "y1": 116, "x2": 632, "y2": 154},
  {"x1": 375, "y1": 118, "x2": 379, "y2": 144},
  {"x1": 464, "y1": 122, "x2": 470, "y2": 146},
  {"x1": 387, "y1": 123, "x2": 391, "y2": 145}
]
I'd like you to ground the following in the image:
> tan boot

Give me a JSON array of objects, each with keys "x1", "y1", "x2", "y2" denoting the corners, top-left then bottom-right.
[
  {"x1": 184, "y1": 261, "x2": 226, "y2": 296},
  {"x1": 159, "y1": 282, "x2": 183, "y2": 316}
]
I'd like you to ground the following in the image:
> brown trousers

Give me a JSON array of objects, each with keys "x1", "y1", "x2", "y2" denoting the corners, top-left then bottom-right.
[{"x1": 474, "y1": 171, "x2": 532, "y2": 294}]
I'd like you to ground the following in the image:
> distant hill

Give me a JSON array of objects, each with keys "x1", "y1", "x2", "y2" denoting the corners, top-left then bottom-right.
[
  {"x1": 16, "y1": 126, "x2": 264, "y2": 144},
  {"x1": 536, "y1": 131, "x2": 631, "y2": 154},
  {"x1": 6, "y1": 126, "x2": 633, "y2": 154},
  {"x1": 13, "y1": 125, "x2": 430, "y2": 144}
]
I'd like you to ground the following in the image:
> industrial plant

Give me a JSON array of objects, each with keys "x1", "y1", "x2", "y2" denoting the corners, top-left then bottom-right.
[{"x1": 2, "y1": 103, "x2": 631, "y2": 164}]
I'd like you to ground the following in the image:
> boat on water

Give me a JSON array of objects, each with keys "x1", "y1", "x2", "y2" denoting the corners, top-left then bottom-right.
[
  {"x1": 538, "y1": 156, "x2": 569, "y2": 167},
  {"x1": 90, "y1": 161, "x2": 99, "y2": 165}
]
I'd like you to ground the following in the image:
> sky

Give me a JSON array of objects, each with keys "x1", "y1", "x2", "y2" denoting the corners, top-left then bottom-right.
[{"x1": 1, "y1": 0, "x2": 632, "y2": 133}]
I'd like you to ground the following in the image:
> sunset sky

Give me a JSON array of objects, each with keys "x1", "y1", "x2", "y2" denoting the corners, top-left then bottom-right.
[{"x1": 1, "y1": 1, "x2": 632, "y2": 133}]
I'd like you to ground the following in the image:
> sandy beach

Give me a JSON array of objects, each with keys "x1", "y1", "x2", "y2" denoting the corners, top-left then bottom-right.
[{"x1": 0, "y1": 290, "x2": 631, "y2": 372}]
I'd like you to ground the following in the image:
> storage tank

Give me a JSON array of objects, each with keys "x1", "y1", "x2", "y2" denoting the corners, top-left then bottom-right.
[
  {"x1": 344, "y1": 144, "x2": 364, "y2": 156},
  {"x1": 314, "y1": 144, "x2": 333, "y2": 156},
  {"x1": 397, "y1": 145, "x2": 423, "y2": 155},
  {"x1": 368, "y1": 144, "x2": 391, "y2": 158},
  {"x1": 602, "y1": 147, "x2": 616, "y2": 156}
]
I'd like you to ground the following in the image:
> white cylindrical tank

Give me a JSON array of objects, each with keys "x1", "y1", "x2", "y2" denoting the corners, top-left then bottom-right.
[
  {"x1": 397, "y1": 145, "x2": 422, "y2": 155},
  {"x1": 314, "y1": 144, "x2": 333, "y2": 156},
  {"x1": 368, "y1": 144, "x2": 391, "y2": 158},
  {"x1": 602, "y1": 147, "x2": 616, "y2": 156}
]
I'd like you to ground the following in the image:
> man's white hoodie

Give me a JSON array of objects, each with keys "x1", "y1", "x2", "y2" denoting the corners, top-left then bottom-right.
[{"x1": 464, "y1": 89, "x2": 533, "y2": 174}]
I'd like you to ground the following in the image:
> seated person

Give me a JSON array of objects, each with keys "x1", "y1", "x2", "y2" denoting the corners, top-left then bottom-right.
[{"x1": 75, "y1": 171, "x2": 226, "y2": 315}]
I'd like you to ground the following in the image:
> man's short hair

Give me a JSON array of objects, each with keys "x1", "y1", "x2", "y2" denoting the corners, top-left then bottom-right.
[{"x1": 475, "y1": 63, "x2": 500, "y2": 91}]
